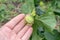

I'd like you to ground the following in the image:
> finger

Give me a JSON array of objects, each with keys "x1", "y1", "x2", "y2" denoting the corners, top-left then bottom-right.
[
  {"x1": 22, "y1": 27, "x2": 33, "y2": 40},
  {"x1": 0, "y1": 26, "x2": 11, "y2": 35},
  {"x1": 13, "y1": 19, "x2": 26, "y2": 33},
  {"x1": 3, "y1": 14, "x2": 25, "y2": 29},
  {"x1": 17, "y1": 24, "x2": 32, "y2": 38}
]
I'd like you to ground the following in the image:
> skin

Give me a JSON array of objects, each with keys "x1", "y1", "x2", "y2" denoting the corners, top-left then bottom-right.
[{"x1": 0, "y1": 14, "x2": 33, "y2": 40}]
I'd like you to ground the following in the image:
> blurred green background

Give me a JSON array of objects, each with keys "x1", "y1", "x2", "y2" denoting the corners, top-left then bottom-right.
[{"x1": 0, "y1": 0, "x2": 22, "y2": 26}]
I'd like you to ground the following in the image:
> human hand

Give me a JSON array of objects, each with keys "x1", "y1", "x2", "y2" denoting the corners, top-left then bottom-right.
[{"x1": 0, "y1": 14, "x2": 33, "y2": 40}]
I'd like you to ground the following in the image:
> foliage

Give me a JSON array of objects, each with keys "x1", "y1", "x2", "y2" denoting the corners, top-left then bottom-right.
[
  {"x1": 20, "y1": 0, "x2": 60, "y2": 40},
  {"x1": 0, "y1": 0, "x2": 18, "y2": 23},
  {"x1": 0, "y1": 0, "x2": 60, "y2": 40}
]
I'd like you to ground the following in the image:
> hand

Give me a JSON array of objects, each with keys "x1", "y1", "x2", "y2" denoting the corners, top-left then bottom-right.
[{"x1": 0, "y1": 14, "x2": 33, "y2": 40}]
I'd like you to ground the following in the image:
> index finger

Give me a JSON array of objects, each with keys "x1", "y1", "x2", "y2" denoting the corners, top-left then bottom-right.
[{"x1": 3, "y1": 14, "x2": 25, "y2": 29}]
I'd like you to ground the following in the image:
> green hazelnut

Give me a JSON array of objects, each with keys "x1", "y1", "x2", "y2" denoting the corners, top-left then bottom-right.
[{"x1": 25, "y1": 15, "x2": 34, "y2": 24}]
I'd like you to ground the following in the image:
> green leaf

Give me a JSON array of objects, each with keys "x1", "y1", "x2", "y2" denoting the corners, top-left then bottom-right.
[
  {"x1": 21, "y1": 3, "x2": 31, "y2": 14},
  {"x1": 44, "y1": 30, "x2": 60, "y2": 40},
  {"x1": 36, "y1": 13, "x2": 56, "y2": 31},
  {"x1": 37, "y1": 27, "x2": 44, "y2": 38},
  {"x1": 0, "y1": 4, "x2": 6, "y2": 11},
  {"x1": 31, "y1": 20, "x2": 44, "y2": 40},
  {"x1": 44, "y1": 32, "x2": 55, "y2": 40},
  {"x1": 57, "y1": 1, "x2": 60, "y2": 9},
  {"x1": 54, "y1": 9, "x2": 60, "y2": 15},
  {"x1": 21, "y1": 0, "x2": 35, "y2": 14}
]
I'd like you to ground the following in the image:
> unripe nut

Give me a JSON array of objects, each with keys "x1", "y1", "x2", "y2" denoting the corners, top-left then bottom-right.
[{"x1": 25, "y1": 15, "x2": 34, "y2": 24}]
